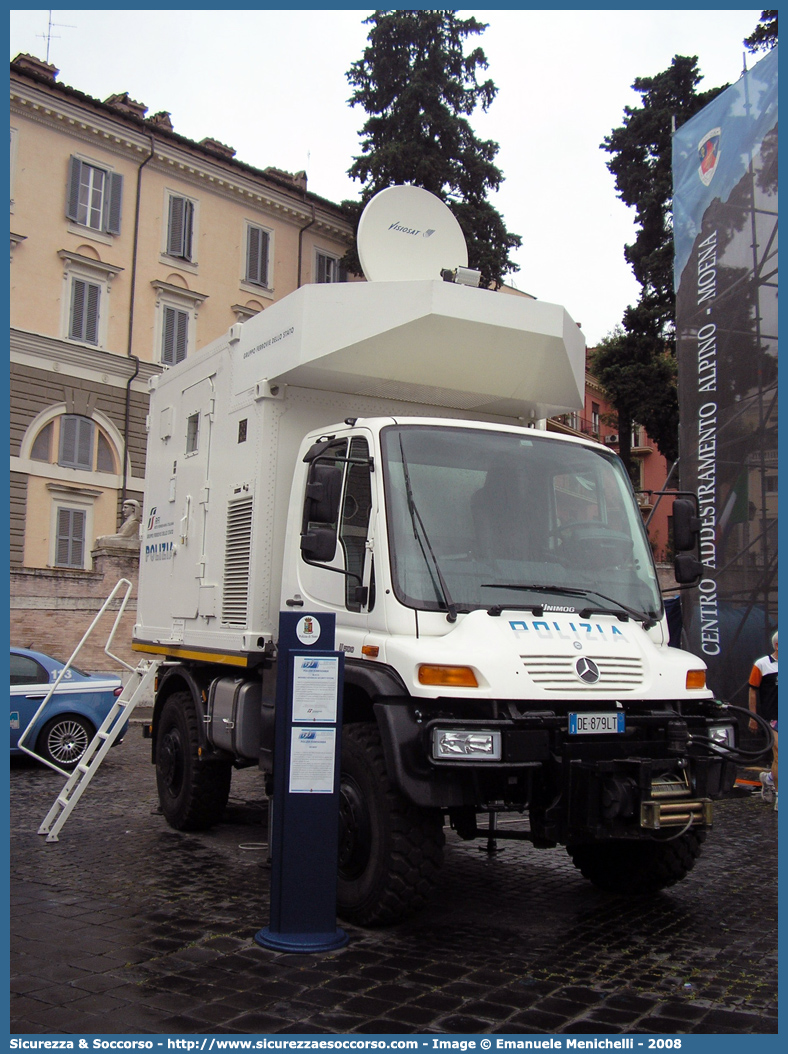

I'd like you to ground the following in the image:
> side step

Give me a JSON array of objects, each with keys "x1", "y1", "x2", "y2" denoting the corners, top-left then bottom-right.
[{"x1": 38, "y1": 659, "x2": 161, "y2": 843}]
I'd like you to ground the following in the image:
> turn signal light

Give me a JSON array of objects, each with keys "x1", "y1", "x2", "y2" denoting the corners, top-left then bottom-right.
[
  {"x1": 418, "y1": 665, "x2": 478, "y2": 688},
  {"x1": 362, "y1": 645, "x2": 380, "y2": 658},
  {"x1": 686, "y1": 669, "x2": 707, "y2": 690}
]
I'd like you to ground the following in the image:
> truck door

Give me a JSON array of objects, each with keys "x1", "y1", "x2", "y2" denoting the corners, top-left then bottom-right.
[
  {"x1": 170, "y1": 376, "x2": 215, "y2": 619},
  {"x1": 297, "y1": 434, "x2": 375, "y2": 621}
]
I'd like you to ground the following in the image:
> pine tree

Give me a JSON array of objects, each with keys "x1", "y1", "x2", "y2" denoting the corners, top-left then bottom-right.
[
  {"x1": 597, "y1": 57, "x2": 725, "y2": 464},
  {"x1": 745, "y1": 10, "x2": 778, "y2": 52},
  {"x1": 344, "y1": 10, "x2": 521, "y2": 289}
]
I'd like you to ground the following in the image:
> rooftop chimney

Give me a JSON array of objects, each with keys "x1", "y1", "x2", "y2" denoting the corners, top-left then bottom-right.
[
  {"x1": 200, "y1": 137, "x2": 237, "y2": 160},
  {"x1": 12, "y1": 53, "x2": 58, "y2": 81},
  {"x1": 104, "y1": 92, "x2": 148, "y2": 119}
]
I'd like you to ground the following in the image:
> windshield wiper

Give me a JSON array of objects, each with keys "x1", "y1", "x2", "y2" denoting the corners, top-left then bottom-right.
[
  {"x1": 481, "y1": 583, "x2": 658, "y2": 630},
  {"x1": 399, "y1": 435, "x2": 458, "y2": 623}
]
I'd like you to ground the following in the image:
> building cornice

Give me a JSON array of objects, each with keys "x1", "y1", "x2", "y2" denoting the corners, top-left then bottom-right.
[
  {"x1": 10, "y1": 327, "x2": 160, "y2": 391},
  {"x1": 11, "y1": 72, "x2": 355, "y2": 244},
  {"x1": 11, "y1": 81, "x2": 151, "y2": 162}
]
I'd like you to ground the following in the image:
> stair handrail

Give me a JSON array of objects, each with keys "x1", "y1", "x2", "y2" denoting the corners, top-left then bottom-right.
[{"x1": 17, "y1": 577, "x2": 135, "y2": 776}]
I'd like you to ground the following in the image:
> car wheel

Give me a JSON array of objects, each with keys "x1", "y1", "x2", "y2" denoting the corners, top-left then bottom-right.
[{"x1": 38, "y1": 714, "x2": 93, "y2": 769}]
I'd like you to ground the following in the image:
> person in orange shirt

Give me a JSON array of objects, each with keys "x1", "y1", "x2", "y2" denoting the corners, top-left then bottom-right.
[{"x1": 749, "y1": 630, "x2": 778, "y2": 810}]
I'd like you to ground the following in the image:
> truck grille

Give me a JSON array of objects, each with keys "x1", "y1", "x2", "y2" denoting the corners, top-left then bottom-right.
[
  {"x1": 521, "y1": 654, "x2": 643, "y2": 691},
  {"x1": 222, "y1": 497, "x2": 253, "y2": 625}
]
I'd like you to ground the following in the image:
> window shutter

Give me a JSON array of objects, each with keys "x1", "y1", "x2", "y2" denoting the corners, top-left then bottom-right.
[
  {"x1": 174, "y1": 309, "x2": 188, "y2": 363},
  {"x1": 168, "y1": 196, "x2": 185, "y2": 256},
  {"x1": 183, "y1": 199, "x2": 193, "y2": 260},
  {"x1": 60, "y1": 416, "x2": 77, "y2": 465},
  {"x1": 77, "y1": 417, "x2": 93, "y2": 468},
  {"x1": 246, "y1": 226, "x2": 260, "y2": 283},
  {"x1": 163, "y1": 307, "x2": 189, "y2": 365},
  {"x1": 69, "y1": 279, "x2": 100, "y2": 345},
  {"x1": 70, "y1": 280, "x2": 86, "y2": 340},
  {"x1": 85, "y1": 283, "x2": 100, "y2": 344},
  {"x1": 246, "y1": 226, "x2": 269, "y2": 286},
  {"x1": 56, "y1": 508, "x2": 86, "y2": 568},
  {"x1": 167, "y1": 196, "x2": 194, "y2": 259},
  {"x1": 66, "y1": 156, "x2": 82, "y2": 221},
  {"x1": 162, "y1": 307, "x2": 175, "y2": 364},
  {"x1": 56, "y1": 508, "x2": 72, "y2": 565},
  {"x1": 59, "y1": 416, "x2": 94, "y2": 469},
  {"x1": 104, "y1": 172, "x2": 123, "y2": 234}
]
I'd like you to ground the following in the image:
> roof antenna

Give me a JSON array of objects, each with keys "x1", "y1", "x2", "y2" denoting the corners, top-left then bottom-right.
[{"x1": 38, "y1": 9, "x2": 76, "y2": 64}]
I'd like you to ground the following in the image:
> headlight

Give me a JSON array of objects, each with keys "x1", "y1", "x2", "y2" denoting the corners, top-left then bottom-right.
[
  {"x1": 707, "y1": 724, "x2": 736, "y2": 748},
  {"x1": 432, "y1": 728, "x2": 502, "y2": 761}
]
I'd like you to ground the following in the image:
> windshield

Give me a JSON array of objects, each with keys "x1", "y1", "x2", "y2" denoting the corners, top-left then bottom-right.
[{"x1": 381, "y1": 425, "x2": 662, "y2": 620}]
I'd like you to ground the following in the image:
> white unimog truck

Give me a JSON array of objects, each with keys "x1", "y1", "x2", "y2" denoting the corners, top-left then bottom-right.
[{"x1": 134, "y1": 188, "x2": 736, "y2": 925}]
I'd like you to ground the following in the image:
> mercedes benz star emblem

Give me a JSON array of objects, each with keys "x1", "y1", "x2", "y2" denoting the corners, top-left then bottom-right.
[{"x1": 575, "y1": 657, "x2": 601, "y2": 684}]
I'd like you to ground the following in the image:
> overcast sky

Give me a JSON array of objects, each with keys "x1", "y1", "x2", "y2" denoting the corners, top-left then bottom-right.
[{"x1": 10, "y1": 7, "x2": 764, "y2": 345}]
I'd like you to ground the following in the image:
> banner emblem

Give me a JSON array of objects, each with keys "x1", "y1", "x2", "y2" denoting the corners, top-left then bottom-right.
[{"x1": 697, "y1": 128, "x2": 721, "y2": 186}]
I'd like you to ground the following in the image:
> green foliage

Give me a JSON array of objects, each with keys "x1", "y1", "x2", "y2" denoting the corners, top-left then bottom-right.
[
  {"x1": 602, "y1": 56, "x2": 726, "y2": 341},
  {"x1": 345, "y1": 10, "x2": 521, "y2": 289},
  {"x1": 590, "y1": 325, "x2": 678, "y2": 481},
  {"x1": 745, "y1": 11, "x2": 778, "y2": 52},
  {"x1": 596, "y1": 57, "x2": 725, "y2": 466}
]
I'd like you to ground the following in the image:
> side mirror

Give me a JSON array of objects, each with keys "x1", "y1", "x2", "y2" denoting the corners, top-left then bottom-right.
[
  {"x1": 674, "y1": 552, "x2": 704, "y2": 585},
  {"x1": 673, "y1": 498, "x2": 701, "y2": 552},
  {"x1": 304, "y1": 463, "x2": 342, "y2": 524},
  {"x1": 301, "y1": 528, "x2": 337, "y2": 562},
  {"x1": 301, "y1": 459, "x2": 342, "y2": 563}
]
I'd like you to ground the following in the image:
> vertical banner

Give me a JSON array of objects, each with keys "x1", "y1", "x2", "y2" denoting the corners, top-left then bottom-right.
[{"x1": 673, "y1": 47, "x2": 778, "y2": 707}]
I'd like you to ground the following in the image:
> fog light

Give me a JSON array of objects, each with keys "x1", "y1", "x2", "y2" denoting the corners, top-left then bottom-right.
[
  {"x1": 686, "y1": 669, "x2": 707, "y2": 689},
  {"x1": 432, "y1": 728, "x2": 502, "y2": 761}
]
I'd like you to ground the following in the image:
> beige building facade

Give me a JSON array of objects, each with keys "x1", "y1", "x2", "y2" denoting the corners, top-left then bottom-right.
[{"x1": 10, "y1": 53, "x2": 355, "y2": 575}]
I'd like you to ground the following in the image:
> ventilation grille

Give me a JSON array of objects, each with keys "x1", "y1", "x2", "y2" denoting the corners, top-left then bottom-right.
[
  {"x1": 221, "y1": 497, "x2": 253, "y2": 625},
  {"x1": 521, "y1": 655, "x2": 644, "y2": 692}
]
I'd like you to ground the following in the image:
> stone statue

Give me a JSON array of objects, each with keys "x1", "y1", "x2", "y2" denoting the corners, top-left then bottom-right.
[{"x1": 95, "y1": 499, "x2": 141, "y2": 549}]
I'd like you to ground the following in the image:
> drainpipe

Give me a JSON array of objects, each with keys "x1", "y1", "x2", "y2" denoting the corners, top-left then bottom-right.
[
  {"x1": 121, "y1": 135, "x2": 155, "y2": 505},
  {"x1": 297, "y1": 202, "x2": 316, "y2": 288}
]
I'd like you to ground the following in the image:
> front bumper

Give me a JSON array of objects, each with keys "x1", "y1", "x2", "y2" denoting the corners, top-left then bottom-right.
[{"x1": 374, "y1": 699, "x2": 737, "y2": 842}]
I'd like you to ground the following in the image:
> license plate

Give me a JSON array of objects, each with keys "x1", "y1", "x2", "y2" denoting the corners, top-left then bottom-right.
[{"x1": 569, "y1": 712, "x2": 625, "y2": 735}]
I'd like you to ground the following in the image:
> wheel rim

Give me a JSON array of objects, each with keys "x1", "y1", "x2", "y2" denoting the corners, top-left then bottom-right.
[
  {"x1": 159, "y1": 726, "x2": 185, "y2": 797},
  {"x1": 338, "y1": 773, "x2": 372, "y2": 880},
  {"x1": 47, "y1": 720, "x2": 90, "y2": 764}
]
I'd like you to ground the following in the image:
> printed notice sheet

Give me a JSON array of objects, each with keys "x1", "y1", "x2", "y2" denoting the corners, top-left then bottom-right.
[
  {"x1": 292, "y1": 655, "x2": 339, "y2": 722},
  {"x1": 289, "y1": 727, "x2": 337, "y2": 793}
]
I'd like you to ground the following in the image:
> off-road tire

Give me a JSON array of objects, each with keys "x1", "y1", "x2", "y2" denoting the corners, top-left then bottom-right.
[
  {"x1": 156, "y1": 691, "x2": 232, "y2": 831},
  {"x1": 337, "y1": 722, "x2": 444, "y2": 926},
  {"x1": 567, "y1": 829, "x2": 706, "y2": 894}
]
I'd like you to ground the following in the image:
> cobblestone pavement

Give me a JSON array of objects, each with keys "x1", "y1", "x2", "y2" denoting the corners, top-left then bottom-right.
[{"x1": 10, "y1": 721, "x2": 778, "y2": 1036}]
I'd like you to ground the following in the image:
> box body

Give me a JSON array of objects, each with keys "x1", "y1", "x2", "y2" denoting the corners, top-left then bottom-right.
[{"x1": 134, "y1": 280, "x2": 585, "y2": 658}]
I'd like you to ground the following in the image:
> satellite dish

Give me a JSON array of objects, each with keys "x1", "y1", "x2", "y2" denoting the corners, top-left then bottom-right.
[{"x1": 357, "y1": 185, "x2": 468, "y2": 282}]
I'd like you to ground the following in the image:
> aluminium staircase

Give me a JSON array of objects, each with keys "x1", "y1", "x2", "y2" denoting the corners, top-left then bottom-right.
[{"x1": 23, "y1": 578, "x2": 163, "y2": 842}]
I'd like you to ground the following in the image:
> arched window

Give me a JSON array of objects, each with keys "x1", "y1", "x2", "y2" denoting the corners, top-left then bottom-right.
[{"x1": 27, "y1": 413, "x2": 118, "y2": 474}]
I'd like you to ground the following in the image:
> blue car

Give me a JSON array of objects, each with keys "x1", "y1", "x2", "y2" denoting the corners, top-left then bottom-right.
[{"x1": 10, "y1": 647, "x2": 124, "y2": 769}]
